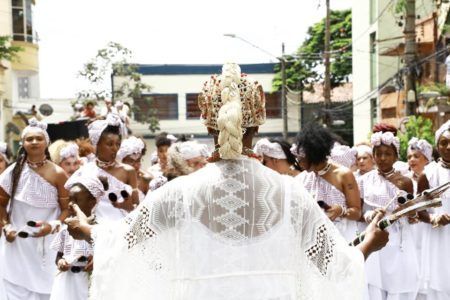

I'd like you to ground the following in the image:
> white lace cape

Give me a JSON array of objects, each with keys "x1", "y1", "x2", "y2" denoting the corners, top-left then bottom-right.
[{"x1": 90, "y1": 158, "x2": 364, "y2": 300}]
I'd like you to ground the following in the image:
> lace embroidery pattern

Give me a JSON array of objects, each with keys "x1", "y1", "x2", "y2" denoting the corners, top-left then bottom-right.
[
  {"x1": 125, "y1": 206, "x2": 156, "y2": 249},
  {"x1": 305, "y1": 224, "x2": 336, "y2": 276}
]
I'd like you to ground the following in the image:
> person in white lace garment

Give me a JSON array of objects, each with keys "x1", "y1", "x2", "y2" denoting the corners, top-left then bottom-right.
[
  {"x1": 66, "y1": 63, "x2": 388, "y2": 300},
  {"x1": 71, "y1": 113, "x2": 138, "y2": 222},
  {"x1": 0, "y1": 118, "x2": 70, "y2": 300},
  {"x1": 293, "y1": 124, "x2": 362, "y2": 242},
  {"x1": 353, "y1": 144, "x2": 375, "y2": 179},
  {"x1": 358, "y1": 131, "x2": 418, "y2": 300},
  {"x1": 50, "y1": 174, "x2": 108, "y2": 300},
  {"x1": 416, "y1": 120, "x2": 450, "y2": 299}
]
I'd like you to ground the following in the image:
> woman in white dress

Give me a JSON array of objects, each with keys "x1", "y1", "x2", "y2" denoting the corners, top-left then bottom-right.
[
  {"x1": 0, "y1": 118, "x2": 70, "y2": 300},
  {"x1": 416, "y1": 120, "x2": 450, "y2": 300},
  {"x1": 71, "y1": 113, "x2": 138, "y2": 222},
  {"x1": 65, "y1": 63, "x2": 389, "y2": 300},
  {"x1": 49, "y1": 140, "x2": 81, "y2": 176},
  {"x1": 358, "y1": 131, "x2": 419, "y2": 300},
  {"x1": 0, "y1": 142, "x2": 10, "y2": 299},
  {"x1": 117, "y1": 136, "x2": 152, "y2": 202},
  {"x1": 253, "y1": 138, "x2": 301, "y2": 177},
  {"x1": 293, "y1": 124, "x2": 362, "y2": 241},
  {"x1": 405, "y1": 137, "x2": 433, "y2": 299},
  {"x1": 50, "y1": 174, "x2": 108, "y2": 300}
]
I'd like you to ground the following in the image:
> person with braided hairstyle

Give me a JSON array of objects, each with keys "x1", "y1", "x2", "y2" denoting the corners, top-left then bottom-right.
[
  {"x1": 0, "y1": 118, "x2": 70, "y2": 299},
  {"x1": 65, "y1": 63, "x2": 388, "y2": 300}
]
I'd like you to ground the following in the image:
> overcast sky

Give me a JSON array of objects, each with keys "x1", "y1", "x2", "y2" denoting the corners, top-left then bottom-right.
[{"x1": 35, "y1": 0, "x2": 351, "y2": 98}]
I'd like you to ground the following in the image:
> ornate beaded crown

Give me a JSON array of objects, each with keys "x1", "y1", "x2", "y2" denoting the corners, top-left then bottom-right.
[{"x1": 198, "y1": 72, "x2": 266, "y2": 130}]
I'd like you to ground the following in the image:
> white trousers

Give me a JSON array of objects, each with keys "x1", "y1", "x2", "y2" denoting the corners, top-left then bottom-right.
[
  {"x1": 418, "y1": 289, "x2": 450, "y2": 300},
  {"x1": 4, "y1": 280, "x2": 49, "y2": 300}
]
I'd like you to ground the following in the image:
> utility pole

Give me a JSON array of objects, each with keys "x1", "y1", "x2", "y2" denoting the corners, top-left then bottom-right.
[
  {"x1": 281, "y1": 43, "x2": 288, "y2": 139},
  {"x1": 404, "y1": 0, "x2": 417, "y2": 115},
  {"x1": 323, "y1": 0, "x2": 331, "y2": 127}
]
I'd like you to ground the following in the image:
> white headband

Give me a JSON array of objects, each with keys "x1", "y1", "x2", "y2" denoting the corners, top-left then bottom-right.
[
  {"x1": 60, "y1": 143, "x2": 79, "y2": 161},
  {"x1": 435, "y1": 120, "x2": 450, "y2": 143},
  {"x1": 175, "y1": 141, "x2": 209, "y2": 160},
  {"x1": 330, "y1": 143, "x2": 357, "y2": 168},
  {"x1": 370, "y1": 131, "x2": 400, "y2": 155},
  {"x1": 21, "y1": 118, "x2": 50, "y2": 145},
  {"x1": 117, "y1": 136, "x2": 145, "y2": 161},
  {"x1": 88, "y1": 113, "x2": 126, "y2": 147},
  {"x1": 0, "y1": 142, "x2": 8, "y2": 163},
  {"x1": 408, "y1": 137, "x2": 433, "y2": 162},
  {"x1": 65, "y1": 166, "x2": 106, "y2": 200},
  {"x1": 355, "y1": 145, "x2": 373, "y2": 157},
  {"x1": 290, "y1": 143, "x2": 306, "y2": 159},
  {"x1": 253, "y1": 138, "x2": 287, "y2": 159}
]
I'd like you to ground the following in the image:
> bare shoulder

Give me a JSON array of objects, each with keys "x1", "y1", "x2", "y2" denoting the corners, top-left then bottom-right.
[
  {"x1": 334, "y1": 164, "x2": 354, "y2": 179},
  {"x1": 119, "y1": 163, "x2": 136, "y2": 174},
  {"x1": 392, "y1": 173, "x2": 414, "y2": 194}
]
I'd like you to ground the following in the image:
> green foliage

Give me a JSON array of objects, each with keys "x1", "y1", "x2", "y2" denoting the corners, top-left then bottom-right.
[
  {"x1": 273, "y1": 9, "x2": 352, "y2": 92},
  {"x1": 78, "y1": 42, "x2": 159, "y2": 132},
  {"x1": 394, "y1": 0, "x2": 406, "y2": 14},
  {"x1": 398, "y1": 116, "x2": 435, "y2": 161},
  {"x1": 417, "y1": 82, "x2": 450, "y2": 97},
  {"x1": 0, "y1": 36, "x2": 23, "y2": 62}
]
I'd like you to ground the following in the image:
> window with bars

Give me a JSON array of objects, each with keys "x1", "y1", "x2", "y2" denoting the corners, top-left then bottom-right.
[
  {"x1": 12, "y1": 0, "x2": 35, "y2": 43},
  {"x1": 133, "y1": 94, "x2": 178, "y2": 121},
  {"x1": 18, "y1": 77, "x2": 29, "y2": 98},
  {"x1": 265, "y1": 92, "x2": 281, "y2": 118},
  {"x1": 186, "y1": 93, "x2": 201, "y2": 119}
]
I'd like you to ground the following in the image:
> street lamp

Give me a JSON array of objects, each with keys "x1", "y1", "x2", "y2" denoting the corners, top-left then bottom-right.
[{"x1": 224, "y1": 34, "x2": 288, "y2": 139}]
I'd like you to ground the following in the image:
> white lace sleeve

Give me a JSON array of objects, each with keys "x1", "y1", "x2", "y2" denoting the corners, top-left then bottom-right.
[
  {"x1": 289, "y1": 179, "x2": 365, "y2": 299},
  {"x1": 90, "y1": 177, "x2": 185, "y2": 300}
]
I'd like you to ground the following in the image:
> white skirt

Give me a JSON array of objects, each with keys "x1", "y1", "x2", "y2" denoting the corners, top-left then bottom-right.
[{"x1": 50, "y1": 271, "x2": 89, "y2": 300}]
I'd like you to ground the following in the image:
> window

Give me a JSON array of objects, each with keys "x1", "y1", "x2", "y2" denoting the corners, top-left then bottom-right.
[
  {"x1": 370, "y1": 98, "x2": 377, "y2": 127},
  {"x1": 265, "y1": 92, "x2": 281, "y2": 118},
  {"x1": 381, "y1": 107, "x2": 396, "y2": 119},
  {"x1": 18, "y1": 77, "x2": 29, "y2": 98},
  {"x1": 133, "y1": 94, "x2": 178, "y2": 121},
  {"x1": 12, "y1": 0, "x2": 34, "y2": 43},
  {"x1": 369, "y1": 32, "x2": 377, "y2": 90},
  {"x1": 369, "y1": 0, "x2": 377, "y2": 24},
  {"x1": 186, "y1": 93, "x2": 201, "y2": 119}
]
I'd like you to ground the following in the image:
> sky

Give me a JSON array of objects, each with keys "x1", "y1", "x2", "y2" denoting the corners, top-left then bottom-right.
[{"x1": 35, "y1": 0, "x2": 352, "y2": 98}]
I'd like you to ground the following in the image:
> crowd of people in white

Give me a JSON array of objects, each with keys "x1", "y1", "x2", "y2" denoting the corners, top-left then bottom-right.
[{"x1": 0, "y1": 63, "x2": 448, "y2": 300}]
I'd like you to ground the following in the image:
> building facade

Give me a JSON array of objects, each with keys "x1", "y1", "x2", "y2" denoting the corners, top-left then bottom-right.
[
  {"x1": 352, "y1": 0, "x2": 436, "y2": 143},
  {"x1": 114, "y1": 63, "x2": 301, "y2": 138}
]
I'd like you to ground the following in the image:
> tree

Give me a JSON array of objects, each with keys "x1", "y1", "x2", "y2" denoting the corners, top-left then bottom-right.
[
  {"x1": 0, "y1": 36, "x2": 23, "y2": 62},
  {"x1": 273, "y1": 9, "x2": 352, "y2": 91},
  {"x1": 398, "y1": 116, "x2": 434, "y2": 161},
  {"x1": 78, "y1": 42, "x2": 159, "y2": 132}
]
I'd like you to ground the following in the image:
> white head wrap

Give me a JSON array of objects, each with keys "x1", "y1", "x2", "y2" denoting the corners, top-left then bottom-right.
[
  {"x1": 167, "y1": 134, "x2": 177, "y2": 143},
  {"x1": 21, "y1": 118, "x2": 50, "y2": 145},
  {"x1": 370, "y1": 131, "x2": 400, "y2": 155},
  {"x1": 149, "y1": 174, "x2": 168, "y2": 191},
  {"x1": 435, "y1": 120, "x2": 450, "y2": 143},
  {"x1": 253, "y1": 138, "x2": 287, "y2": 159},
  {"x1": 355, "y1": 145, "x2": 373, "y2": 157},
  {"x1": 117, "y1": 136, "x2": 146, "y2": 161},
  {"x1": 64, "y1": 165, "x2": 106, "y2": 200},
  {"x1": 330, "y1": 143, "x2": 357, "y2": 168},
  {"x1": 408, "y1": 137, "x2": 433, "y2": 162},
  {"x1": 175, "y1": 141, "x2": 210, "y2": 160},
  {"x1": 60, "y1": 143, "x2": 80, "y2": 161},
  {"x1": 0, "y1": 142, "x2": 8, "y2": 163},
  {"x1": 88, "y1": 113, "x2": 126, "y2": 147}
]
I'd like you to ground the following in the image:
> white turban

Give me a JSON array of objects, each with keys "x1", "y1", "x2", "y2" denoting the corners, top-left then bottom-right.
[
  {"x1": 60, "y1": 143, "x2": 80, "y2": 161},
  {"x1": 117, "y1": 136, "x2": 146, "y2": 161},
  {"x1": 88, "y1": 113, "x2": 127, "y2": 147},
  {"x1": 0, "y1": 142, "x2": 8, "y2": 163},
  {"x1": 253, "y1": 138, "x2": 287, "y2": 159},
  {"x1": 355, "y1": 145, "x2": 373, "y2": 157},
  {"x1": 65, "y1": 165, "x2": 106, "y2": 200},
  {"x1": 21, "y1": 118, "x2": 50, "y2": 145},
  {"x1": 176, "y1": 141, "x2": 209, "y2": 160},
  {"x1": 408, "y1": 137, "x2": 433, "y2": 162},
  {"x1": 435, "y1": 120, "x2": 450, "y2": 143},
  {"x1": 330, "y1": 142, "x2": 357, "y2": 168},
  {"x1": 370, "y1": 131, "x2": 400, "y2": 155}
]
